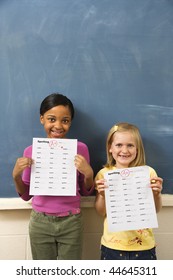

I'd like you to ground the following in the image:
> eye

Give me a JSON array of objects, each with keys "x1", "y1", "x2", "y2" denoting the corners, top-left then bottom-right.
[
  {"x1": 128, "y1": 144, "x2": 134, "y2": 148},
  {"x1": 48, "y1": 117, "x2": 56, "y2": 122},
  {"x1": 115, "y1": 143, "x2": 122, "y2": 147},
  {"x1": 62, "y1": 119, "x2": 71, "y2": 124}
]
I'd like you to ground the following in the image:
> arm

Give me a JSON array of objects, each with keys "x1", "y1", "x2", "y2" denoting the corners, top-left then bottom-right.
[
  {"x1": 12, "y1": 157, "x2": 33, "y2": 196},
  {"x1": 74, "y1": 154, "x2": 94, "y2": 190},
  {"x1": 95, "y1": 178, "x2": 107, "y2": 217},
  {"x1": 150, "y1": 177, "x2": 163, "y2": 213}
]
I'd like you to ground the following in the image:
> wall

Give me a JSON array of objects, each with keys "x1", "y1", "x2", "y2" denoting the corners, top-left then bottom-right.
[
  {"x1": 0, "y1": 197, "x2": 102, "y2": 260},
  {"x1": 0, "y1": 195, "x2": 173, "y2": 260}
]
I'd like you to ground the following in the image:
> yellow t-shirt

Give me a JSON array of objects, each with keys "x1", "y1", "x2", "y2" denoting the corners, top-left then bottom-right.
[{"x1": 95, "y1": 166, "x2": 157, "y2": 251}]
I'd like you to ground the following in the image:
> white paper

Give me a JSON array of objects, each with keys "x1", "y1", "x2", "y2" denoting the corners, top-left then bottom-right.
[
  {"x1": 30, "y1": 138, "x2": 77, "y2": 196},
  {"x1": 104, "y1": 166, "x2": 158, "y2": 232}
]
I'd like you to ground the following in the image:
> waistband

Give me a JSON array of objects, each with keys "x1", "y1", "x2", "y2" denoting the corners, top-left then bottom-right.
[{"x1": 43, "y1": 208, "x2": 81, "y2": 217}]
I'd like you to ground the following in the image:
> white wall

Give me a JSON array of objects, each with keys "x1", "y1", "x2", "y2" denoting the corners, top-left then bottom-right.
[{"x1": 0, "y1": 195, "x2": 172, "y2": 260}]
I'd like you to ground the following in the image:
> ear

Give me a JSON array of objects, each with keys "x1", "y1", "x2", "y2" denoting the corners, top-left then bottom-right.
[
  {"x1": 109, "y1": 148, "x2": 112, "y2": 153},
  {"x1": 40, "y1": 115, "x2": 44, "y2": 125}
]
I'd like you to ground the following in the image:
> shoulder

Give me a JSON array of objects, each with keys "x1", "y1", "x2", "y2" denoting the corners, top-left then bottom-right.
[
  {"x1": 23, "y1": 145, "x2": 32, "y2": 157},
  {"x1": 77, "y1": 141, "x2": 90, "y2": 162},
  {"x1": 95, "y1": 166, "x2": 115, "y2": 180},
  {"x1": 146, "y1": 165, "x2": 157, "y2": 177},
  {"x1": 77, "y1": 141, "x2": 89, "y2": 154}
]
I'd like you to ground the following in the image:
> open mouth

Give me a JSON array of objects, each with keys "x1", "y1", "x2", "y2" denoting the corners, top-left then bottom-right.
[
  {"x1": 50, "y1": 130, "x2": 64, "y2": 137},
  {"x1": 119, "y1": 155, "x2": 130, "y2": 158}
]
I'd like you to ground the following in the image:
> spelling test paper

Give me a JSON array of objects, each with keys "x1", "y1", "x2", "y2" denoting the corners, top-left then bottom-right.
[
  {"x1": 30, "y1": 138, "x2": 77, "y2": 196},
  {"x1": 104, "y1": 166, "x2": 158, "y2": 232}
]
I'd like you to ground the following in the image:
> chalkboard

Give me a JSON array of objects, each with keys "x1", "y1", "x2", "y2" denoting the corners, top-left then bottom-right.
[{"x1": 0, "y1": 0, "x2": 173, "y2": 197}]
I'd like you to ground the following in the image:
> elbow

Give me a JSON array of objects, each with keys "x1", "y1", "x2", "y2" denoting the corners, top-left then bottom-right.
[
  {"x1": 95, "y1": 205, "x2": 106, "y2": 217},
  {"x1": 156, "y1": 204, "x2": 162, "y2": 213}
]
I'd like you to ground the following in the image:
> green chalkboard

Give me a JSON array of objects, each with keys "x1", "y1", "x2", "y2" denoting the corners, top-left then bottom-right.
[{"x1": 0, "y1": 0, "x2": 173, "y2": 197}]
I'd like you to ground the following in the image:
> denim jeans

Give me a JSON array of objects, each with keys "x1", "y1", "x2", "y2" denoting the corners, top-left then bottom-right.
[{"x1": 101, "y1": 245, "x2": 157, "y2": 260}]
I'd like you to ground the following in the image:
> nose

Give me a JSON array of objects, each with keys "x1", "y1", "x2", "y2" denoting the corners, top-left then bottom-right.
[
  {"x1": 121, "y1": 145, "x2": 128, "y2": 153},
  {"x1": 54, "y1": 120, "x2": 62, "y2": 128}
]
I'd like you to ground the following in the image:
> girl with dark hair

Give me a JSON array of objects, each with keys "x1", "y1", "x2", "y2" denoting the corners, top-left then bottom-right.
[{"x1": 13, "y1": 93, "x2": 94, "y2": 260}]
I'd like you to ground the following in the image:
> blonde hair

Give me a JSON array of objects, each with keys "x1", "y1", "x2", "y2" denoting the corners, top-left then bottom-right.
[{"x1": 105, "y1": 122, "x2": 146, "y2": 168}]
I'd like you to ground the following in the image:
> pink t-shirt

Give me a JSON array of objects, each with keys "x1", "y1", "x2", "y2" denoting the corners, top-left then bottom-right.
[{"x1": 21, "y1": 141, "x2": 94, "y2": 214}]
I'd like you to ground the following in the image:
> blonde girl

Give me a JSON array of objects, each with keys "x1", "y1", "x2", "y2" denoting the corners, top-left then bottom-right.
[{"x1": 95, "y1": 122, "x2": 162, "y2": 260}]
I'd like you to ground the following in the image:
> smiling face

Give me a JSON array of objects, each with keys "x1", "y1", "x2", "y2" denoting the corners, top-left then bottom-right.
[
  {"x1": 109, "y1": 131, "x2": 137, "y2": 168},
  {"x1": 40, "y1": 105, "x2": 72, "y2": 138}
]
